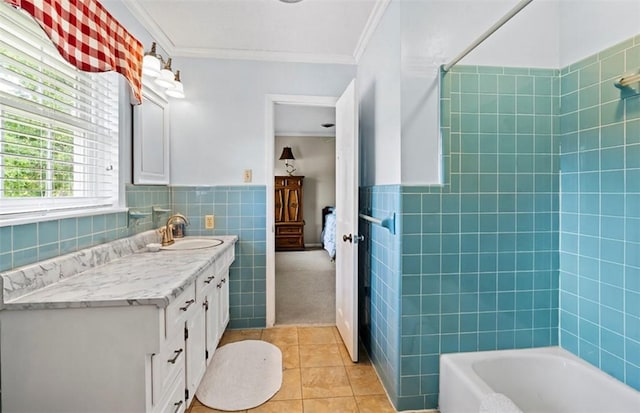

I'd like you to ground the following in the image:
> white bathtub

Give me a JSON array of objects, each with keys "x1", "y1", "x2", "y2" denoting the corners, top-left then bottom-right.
[{"x1": 439, "y1": 346, "x2": 640, "y2": 413}]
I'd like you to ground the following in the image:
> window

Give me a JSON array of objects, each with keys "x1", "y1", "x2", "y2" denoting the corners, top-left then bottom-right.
[{"x1": 0, "y1": 3, "x2": 120, "y2": 220}]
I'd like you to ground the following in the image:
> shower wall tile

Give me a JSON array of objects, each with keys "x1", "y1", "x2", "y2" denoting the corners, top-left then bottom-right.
[
  {"x1": 394, "y1": 65, "x2": 561, "y2": 410},
  {"x1": 558, "y1": 35, "x2": 640, "y2": 390},
  {"x1": 359, "y1": 185, "x2": 402, "y2": 406}
]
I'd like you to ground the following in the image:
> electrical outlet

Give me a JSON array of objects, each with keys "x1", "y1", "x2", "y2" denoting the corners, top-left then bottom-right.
[
  {"x1": 243, "y1": 169, "x2": 252, "y2": 183},
  {"x1": 205, "y1": 215, "x2": 215, "y2": 229}
]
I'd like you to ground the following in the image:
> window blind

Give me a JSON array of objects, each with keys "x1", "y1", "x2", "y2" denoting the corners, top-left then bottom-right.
[{"x1": 0, "y1": 2, "x2": 119, "y2": 217}]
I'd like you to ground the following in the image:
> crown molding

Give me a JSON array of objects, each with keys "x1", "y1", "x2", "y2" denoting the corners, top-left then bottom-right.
[
  {"x1": 122, "y1": 0, "x2": 175, "y2": 55},
  {"x1": 353, "y1": 0, "x2": 392, "y2": 64},
  {"x1": 169, "y1": 47, "x2": 356, "y2": 65}
]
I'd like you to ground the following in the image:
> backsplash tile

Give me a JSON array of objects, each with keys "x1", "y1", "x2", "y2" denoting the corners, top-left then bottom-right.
[
  {"x1": 171, "y1": 186, "x2": 266, "y2": 329},
  {"x1": 0, "y1": 184, "x2": 264, "y2": 329},
  {"x1": 0, "y1": 184, "x2": 170, "y2": 273}
]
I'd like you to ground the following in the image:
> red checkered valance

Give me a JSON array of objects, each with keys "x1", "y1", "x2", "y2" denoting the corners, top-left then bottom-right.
[{"x1": 3, "y1": 0, "x2": 143, "y2": 104}]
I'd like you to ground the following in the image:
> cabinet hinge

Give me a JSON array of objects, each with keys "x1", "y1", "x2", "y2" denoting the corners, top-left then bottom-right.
[
  {"x1": 185, "y1": 389, "x2": 189, "y2": 401},
  {"x1": 205, "y1": 350, "x2": 209, "y2": 359},
  {"x1": 184, "y1": 326, "x2": 189, "y2": 340}
]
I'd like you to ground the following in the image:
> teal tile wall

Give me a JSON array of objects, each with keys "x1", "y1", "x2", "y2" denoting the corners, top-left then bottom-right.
[
  {"x1": 558, "y1": 35, "x2": 640, "y2": 390},
  {"x1": 125, "y1": 184, "x2": 173, "y2": 231},
  {"x1": 171, "y1": 186, "x2": 267, "y2": 329},
  {"x1": 395, "y1": 65, "x2": 561, "y2": 411},
  {"x1": 0, "y1": 184, "x2": 170, "y2": 272},
  {"x1": 359, "y1": 185, "x2": 402, "y2": 406},
  {"x1": 0, "y1": 184, "x2": 265, "y2": 329}
]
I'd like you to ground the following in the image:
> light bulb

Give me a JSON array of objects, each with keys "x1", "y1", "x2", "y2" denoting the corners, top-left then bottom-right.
[
  {"x1": 166, "y1": 82, "x2": 184, "y2": 99},
  {"x1": 166, "y1": 70, "x2": 185, "y2": 98},
  {"x1": 154, "y1": 58, "x2": 175, "y2": 88},
  {"x1": 142, "y1": 42, "x2": 161, "y2": 78}
]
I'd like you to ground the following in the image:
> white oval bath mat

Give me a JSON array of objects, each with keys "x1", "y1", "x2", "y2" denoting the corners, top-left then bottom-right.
[{"x1": 195, "y1": 340, "x2": 282, "y2": 411}]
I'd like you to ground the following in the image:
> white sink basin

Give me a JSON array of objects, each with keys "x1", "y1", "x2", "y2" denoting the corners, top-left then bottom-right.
[{"x1": 161, "y1": 238, "x2": 223, "y2": 251}]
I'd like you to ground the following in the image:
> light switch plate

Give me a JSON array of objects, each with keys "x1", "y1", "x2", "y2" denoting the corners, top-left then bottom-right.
[{"x1": 243, "y1": 169, "x2": 252, "y2": 183}]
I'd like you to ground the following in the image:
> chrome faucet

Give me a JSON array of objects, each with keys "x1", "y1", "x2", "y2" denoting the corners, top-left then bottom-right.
[{"x1": 161, "y1": 213, "x2": 190, "y2": 246}]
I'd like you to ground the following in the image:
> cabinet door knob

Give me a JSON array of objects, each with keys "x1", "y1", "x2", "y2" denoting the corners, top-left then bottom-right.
[
  {"x1": 167, "y1": 348, "x2": 183, "y2": 364},
  {"x1": 204, "y1": 275, "x2": 216, "y2": 284},
  {"x1": 173, "y1": 400, "x2": 183, "y2": 413},
  {"x1": 179, "y1": 299, "x2": 195, "y2": 311}
]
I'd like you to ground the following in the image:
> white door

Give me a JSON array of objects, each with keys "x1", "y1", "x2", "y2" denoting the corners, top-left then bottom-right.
[{"x1": 335, "y1": 79, "x2": 359, "y2": 362}]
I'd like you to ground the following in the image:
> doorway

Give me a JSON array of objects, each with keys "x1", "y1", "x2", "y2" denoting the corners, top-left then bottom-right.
[
  {"x1": 265, "y1": 95, "x2": 338, "y2": 327},
  {"x1": 265, "y1": 84, "x2": 359, "y2": 361},
  {"x1": 273, "y1": 123, "x2": 337, "y2": 325}
]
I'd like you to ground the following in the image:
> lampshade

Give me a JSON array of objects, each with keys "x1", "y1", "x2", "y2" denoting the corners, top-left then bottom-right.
[
  {"x1": 166, "y1": 70, "x2": 185, "y2": 99},
  {"x1": 279, "y1": 147, "x2": 295, "y2": 160},
  {"x1": 155, "y1": 57, "x2": 175, "y2": 89},
  {"x1": 142, "y1": 42, "x2": 161, "y2": 78}
]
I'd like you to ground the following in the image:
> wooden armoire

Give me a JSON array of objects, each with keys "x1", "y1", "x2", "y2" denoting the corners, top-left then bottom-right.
[{"x1": 274, "y1": 176, "x2": 304, "y2": 251}]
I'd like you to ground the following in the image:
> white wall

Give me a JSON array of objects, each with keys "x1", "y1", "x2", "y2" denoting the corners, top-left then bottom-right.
[
  {"x1": 167, "y1": 58, "x2": 354, "y2": 186},
  {"x1": 558, "y1": 0, "x2": 640, "y2": 67},
  {"x1": 401, "y1": 0, "x2": 560, "y2": 70},
  {"x1": 274, "y1": 136, "x2": 336, "y2": 245},
  {"x1": 358, "y1": 1, "x2": 403, "y2": 187}
]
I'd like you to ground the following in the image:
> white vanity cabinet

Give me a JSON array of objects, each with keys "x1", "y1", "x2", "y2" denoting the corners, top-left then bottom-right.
[
  {"x1": 0, "y1": 241, "x2": 235, "y2": 413},
  {"x1": 217, "y1": 268, "x2": 230, "y2": 339}
]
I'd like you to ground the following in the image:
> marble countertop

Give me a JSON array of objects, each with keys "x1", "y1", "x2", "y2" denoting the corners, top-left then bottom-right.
[{"x1": 4, "y1": 236, "x2": 237, "y2": 311}]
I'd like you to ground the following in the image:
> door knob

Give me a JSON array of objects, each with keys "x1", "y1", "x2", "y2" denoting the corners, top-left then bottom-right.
[{"x1": 343, "y1": 234, "x2": 365, "y2": 243}]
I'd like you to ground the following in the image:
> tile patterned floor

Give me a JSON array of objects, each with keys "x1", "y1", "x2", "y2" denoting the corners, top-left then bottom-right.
[{"x1": 187, "y1": 326, "x2": 396, "y2": 413}]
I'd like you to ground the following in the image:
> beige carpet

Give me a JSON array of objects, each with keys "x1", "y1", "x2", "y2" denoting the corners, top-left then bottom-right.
[{"x1": 275, "y1": 249, "x2": 336, "y2": 325}]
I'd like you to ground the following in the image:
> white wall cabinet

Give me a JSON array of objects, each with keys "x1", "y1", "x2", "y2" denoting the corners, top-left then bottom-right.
[
  {"x1": 0, "y1": 248, "x2": 233, "y2": 413},
  {"x1": 133, "y1": 83, "x2": 170, "y2": 184}
]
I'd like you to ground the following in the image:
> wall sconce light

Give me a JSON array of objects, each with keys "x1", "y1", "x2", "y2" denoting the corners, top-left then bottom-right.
[
  {"x1": 279, "y1": 146, "x2": 296, "y2": 176},
  {"x1": 142, "y1": 42, "x2": 185, "y2": 99},
  {"x1": 154, "y1": 57, "x2": 175, "y2": 88},
  {"x1": 166, "y1": 70, "x2": 185, "y2": 99},
  {"x1": 142, "y1": 42, "x2": 162, "y2": 77}
]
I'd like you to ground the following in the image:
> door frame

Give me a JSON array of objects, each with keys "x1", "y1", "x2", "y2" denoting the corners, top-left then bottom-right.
[{"x1": 265, "y1": 94, "x2": 338, "y2": 327}]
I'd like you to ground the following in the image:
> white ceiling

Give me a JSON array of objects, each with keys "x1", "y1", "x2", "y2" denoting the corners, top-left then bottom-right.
[
  {"x1": 123, "y1": 0, "x2": 382, "y2": 135},
  {"x1": 123, "y1": 0, "x2": 389, "y2": 65},
  {"x1": 275, "y1": 104, "x2": 336, "y2": 137}
]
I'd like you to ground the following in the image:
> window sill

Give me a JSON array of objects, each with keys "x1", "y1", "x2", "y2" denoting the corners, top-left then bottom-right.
[{"x1": 0, "y1": 206, "x2": 128, "y2": 227}]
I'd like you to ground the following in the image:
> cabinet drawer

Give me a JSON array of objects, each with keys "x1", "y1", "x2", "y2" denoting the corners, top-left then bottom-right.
[
  {"x1": 154, "y1": 364, "x2": 186, "y2": 413},
  {"x1": 196, "y1": 265, "x2": 217, "y2": 298},
  {"x1": 276, "y1": 236, "x2": 303, "y2": 249},
  {"x1": 152, "y1": 330, "x2": 184, "y2": 405},
  {"x1": 166, "y1": 283, "x2": 196, "y2": 338},
  {"x1": 276, "y1": 226, "x2": 302, "y2": 235}
]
